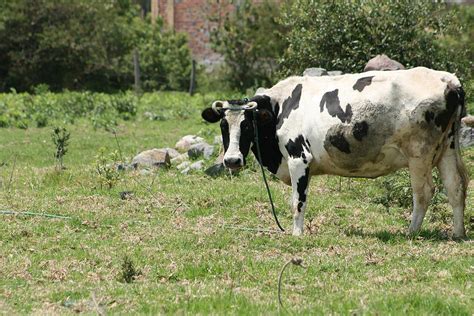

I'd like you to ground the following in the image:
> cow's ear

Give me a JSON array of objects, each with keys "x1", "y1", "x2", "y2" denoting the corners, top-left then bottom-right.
[
  {"x1": 257, "y1": 109, "x2": 274, "y2": 125},
  {"x1": 201, "y1": 107, "x2": 221, "y2": 123}
]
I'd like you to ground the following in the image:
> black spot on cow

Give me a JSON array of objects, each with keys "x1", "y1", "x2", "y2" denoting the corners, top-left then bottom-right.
[
  {"x1": 274, "y1": 102, "x2": 280, "y2": 117},
  {"x1": 220, "y1": 119, "x2": 230, "y2": 152},
  {"x1": 285, "y1": 135, "x2": 310, "y2": 159},
  {"x1": 425, "y1": 111, "x2": 435, "y2": 123},
  {"x1": 319, "y1": 89, "x2": 352, "y2": 123},
  {"x1": 296, "y1": 167, "x2": 310, "y2": 212},
  {"x1": 238, "y1": 118, "x2": 254, "y2": 164},
  {"x1": 277, "y1": 84, "x2": 303, "y2": 129},
  {"x1": 352, "y1": 121, "x2": 369, "y2": 141},
  {"x1": 435, "y1": 86, "x2": 464, "y2": 132},
  {"x1": 352, "y1": 76, "x2": 374, "y2": 92},
  {"x1": 329, "y1": 132, "x2": 351, "y2": 154}
]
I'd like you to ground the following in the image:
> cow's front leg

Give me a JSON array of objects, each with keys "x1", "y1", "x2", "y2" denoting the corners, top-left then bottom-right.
[{"x1": 288, "y1": 158, "x2": 311, "y2": 236}]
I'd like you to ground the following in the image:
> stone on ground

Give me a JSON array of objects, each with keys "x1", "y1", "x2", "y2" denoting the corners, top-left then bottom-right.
[
  {"x1": 364, "y1": 54, "x2": 405, "y2": 72},
  {"x1": 131, "y1": 148, "x2": 171, "y2": 169},
  {"x1": 175, "y1": 135, "x2": 205, "y2": 152},
  {"x1": 171, "y1": 153, "x2": 189, "y2": 164},
  {"x1": 327, "y1": 71, "x2": 343, "y2": 76},
  {"x1": 181, "y1": 160, "x2": 205, "y2": 174},
  {"x1": 461, "y1": 115, "x2": 474, "y2": 128},
  {"x1": 303, "y1": 68, "x2": 328, "y2": 76},
  {"x1": 188, "y1": 143, "x2": 214, "y2": 160}
]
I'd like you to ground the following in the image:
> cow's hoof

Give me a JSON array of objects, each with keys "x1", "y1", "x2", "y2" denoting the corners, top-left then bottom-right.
[
  {"x1": 407, "y1": 228, "x2": 419, "y2": 239},
  {"x1": 292, "y1": 228, "x2": 303, "y2": 236},
  {"x1": 453, "y1": 232, "x2": 467, "y2": 240}
]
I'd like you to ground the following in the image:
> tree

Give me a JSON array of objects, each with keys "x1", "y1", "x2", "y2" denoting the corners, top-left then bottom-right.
[
  {"x1": 210, "y1": 0, "x2": 287, "y2": 92},
  {"x1": 279, "y1": 0, "x2": 472, "y2": 82},
  {"x1": 0, "y1": 0, "x2": 192, "y2": 92}
]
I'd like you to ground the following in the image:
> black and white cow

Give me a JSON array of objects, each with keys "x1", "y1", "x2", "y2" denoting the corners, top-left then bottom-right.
[{"x1": 202, "y1": 67, "x2": 468, "y2": 238}]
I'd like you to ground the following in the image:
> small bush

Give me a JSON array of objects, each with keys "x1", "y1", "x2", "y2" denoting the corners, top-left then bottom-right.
[
  {"x1": 119, "y1": 256, "x2": 140, "y2": 284},
  {"x1": 51, "y1": 127, "x2": 70, "y2": 170},
  {"x1": 95, "y1": 148, "x2": 121, "y2": 190}
]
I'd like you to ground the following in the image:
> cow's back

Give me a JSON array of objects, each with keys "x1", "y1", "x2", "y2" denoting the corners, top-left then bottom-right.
[{"x1": 264, "y1": 67, "x2": 462, "y2": 178}]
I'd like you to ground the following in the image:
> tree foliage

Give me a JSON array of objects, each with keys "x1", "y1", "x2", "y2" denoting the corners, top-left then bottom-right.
[
  {"x1": 279, "y1": 0, "x2": 472, "y2": 82},
  {"x1": 210, "y1": 0, "x2": 287, "y2": 91},
  {"x1": 0, "y1": 0, "x2": 191, "y2": 92}
]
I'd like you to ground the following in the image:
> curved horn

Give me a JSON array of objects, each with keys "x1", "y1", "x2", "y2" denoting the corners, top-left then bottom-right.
[
  {"x1": 244, "y1": 101, "x2": 258, "y2": 110},
  {"x1": 212, "y1": 101, "x2": 225, "y2": 114}
]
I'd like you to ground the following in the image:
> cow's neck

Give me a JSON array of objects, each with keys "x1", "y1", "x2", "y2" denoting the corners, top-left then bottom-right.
[
  {"x1": 251, "y1": 126, "x2": 282, "y2": 175},
  {"x1": 248, "y1": 94, "x2": 282, "y2": 174}
]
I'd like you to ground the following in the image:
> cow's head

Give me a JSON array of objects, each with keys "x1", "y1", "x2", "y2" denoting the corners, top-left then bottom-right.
[{"x1": 201, "y1": 98, "x2": 275, "y2": 170}]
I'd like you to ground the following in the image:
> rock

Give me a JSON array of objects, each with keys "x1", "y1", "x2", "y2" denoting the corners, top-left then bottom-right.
[
  {"x1": 116, "y1": 163, "x2": 132, "y2": 171},
  {"x1": 205, "y1": 163, "x2": 225, "y2": 177},
  {"x1": 144, "y1": 111, "x2": 156, "y2": 120},
  {"x1": 161, "y1": 147, "x2": 180, "y2": 159},
  {"x1": 176, "y1": 161, "x2": 191, "y2": 170},
  {"x1": 327, "y1": 71, "x2": 343, "y2": 76},
  {"x1": 131, "y1": 148, "x2": 171, "y2": 169},
  {"x1": 181, "y1": 160, "x2": 205, "y2": 174},
  {"x1": 303, "y1": 68, "x2": 328, "y2": 77},
  {"x1": 139, "y1": 169, "x2": 151, "y2": 176},
  {"x1": 205, "y1": 152, "x2": 225, "y2": 177},
  {"x1": 255, "y1": 87, "x2": 267, "y2": 95},
  {"x1": 188, "y1": 143, "x2": 214, "y2": 160},
  {"x1": 364, "y1": 54, "x2": 405, "y2": 72},
  {"x1": 213, "y1": 135, "x2": 222, "y2": 145},
  {"x1": 460, "y1": 126, "x2": 474, "y2": 148},
  {"x1": 461, "y1": 115, "x2": 474, "y2": 128},
  {"x1": 175, "y1": 135, "x2": 205, "y2": 152},
  {"x1": 171, "y1": 153, "x2": 189, "y2": 164},
  {"x1": 120, "y1": 191, "x2": 134, "y2": 200}
]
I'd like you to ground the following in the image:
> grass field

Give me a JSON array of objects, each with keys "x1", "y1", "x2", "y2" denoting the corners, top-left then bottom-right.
[{"x1": 0, "y1": 92, "x2": 473, "y2": 315}]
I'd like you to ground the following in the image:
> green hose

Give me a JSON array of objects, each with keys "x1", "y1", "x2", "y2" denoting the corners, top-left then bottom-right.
[{"x1": 0, "y1": 210, "x2": 72, "y2": 220}]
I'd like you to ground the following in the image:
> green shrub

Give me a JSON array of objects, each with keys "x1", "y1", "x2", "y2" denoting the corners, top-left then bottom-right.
[
  {"x1": 51, "y1": 127, "x2": 70, "y2": 170},
  {"x1": 279, "y1": 1, "x2": 472, "y2": 82},
  {"x1": 374, "y1": 170, "x2": 447, "y2": 211},
  {"x1": 95, "y1": 148, "x2": 121, "y2": 189},
  {"x1": 0, "y1": 0, "x2": 192, "y2": 92}
]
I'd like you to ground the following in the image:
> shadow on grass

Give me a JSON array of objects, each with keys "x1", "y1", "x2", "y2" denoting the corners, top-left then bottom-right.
[{"x1": 344, "y1": 227, "x2": 467, "y2": 243}]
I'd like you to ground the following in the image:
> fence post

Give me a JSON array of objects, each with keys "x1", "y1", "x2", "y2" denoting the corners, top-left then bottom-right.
[
  {"x1": 189, "y1": 59, "x2": 196, "y2": 96},
  {"x1": 133, "y1": 48, "x2": 141, "y2": 94}
]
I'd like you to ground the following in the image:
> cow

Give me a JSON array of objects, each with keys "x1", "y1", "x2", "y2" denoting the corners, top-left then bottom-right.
[{"x1": 201, "y1": 67, "x2": 468, "y2": 238}]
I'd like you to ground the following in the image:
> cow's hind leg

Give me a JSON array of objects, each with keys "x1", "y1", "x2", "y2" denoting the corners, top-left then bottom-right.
[
  {"x1": 408, "y1": 159, "x2": 435, "y2": 236},
  {"x1": 437, "y1": 149, "x2": 468, "y2": 238}
]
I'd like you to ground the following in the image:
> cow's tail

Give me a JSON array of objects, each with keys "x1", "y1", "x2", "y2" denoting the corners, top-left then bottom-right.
[{"x1": 447, "y1": 84, "x2": 469, "y2": 192}]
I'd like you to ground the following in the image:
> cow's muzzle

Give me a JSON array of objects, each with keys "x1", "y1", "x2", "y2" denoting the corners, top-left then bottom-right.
[{"x1": 224, "y1": 157, "x2": 243, "y2": 170}]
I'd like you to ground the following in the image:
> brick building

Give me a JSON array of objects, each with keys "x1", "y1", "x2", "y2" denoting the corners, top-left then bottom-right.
[{"x1": 150, "y1": 0, "x2": 245, "y2": 68}]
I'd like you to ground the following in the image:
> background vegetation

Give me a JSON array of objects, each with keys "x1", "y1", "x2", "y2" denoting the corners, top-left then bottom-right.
[
  {"x1": 0, "y1": 0, "x2": 191, "y2": 92},
  {"x1": 212, "y1": 0, "x2": 473, "y2": 98}
]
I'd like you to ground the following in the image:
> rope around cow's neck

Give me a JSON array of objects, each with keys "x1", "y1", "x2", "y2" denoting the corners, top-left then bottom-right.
[{"x1": 252, "y1": 109, "x2": 285, "y2": 232}]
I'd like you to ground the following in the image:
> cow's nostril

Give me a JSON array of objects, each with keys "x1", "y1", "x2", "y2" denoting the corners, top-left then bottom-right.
[{"x1": 224, "y1": 157, "x2": 242, "y2": 169}]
